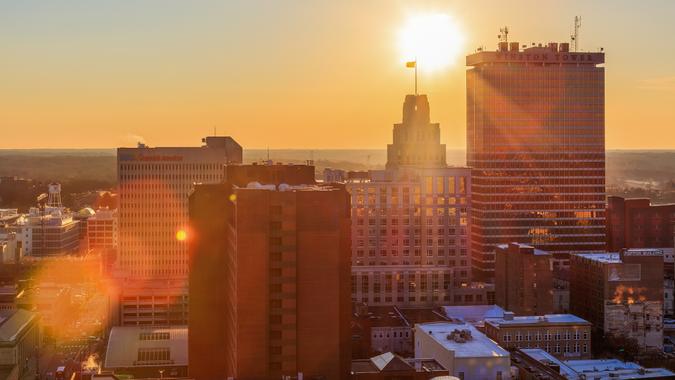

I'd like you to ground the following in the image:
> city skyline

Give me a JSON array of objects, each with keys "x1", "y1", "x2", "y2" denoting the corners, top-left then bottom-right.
[{"x1": 2, "y1": 0, "x2": 675, "y2": 150}]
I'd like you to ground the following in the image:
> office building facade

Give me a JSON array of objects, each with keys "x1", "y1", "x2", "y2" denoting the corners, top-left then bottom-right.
[
  {"x1": 341, "y1": 95, "x2": 473, "y2": 307},
  {"x1": 116, "y1": 136, "x2": 242, "y2": 279},
  {"x1": 467, "y1": 42, "x2": 606, "y2": 281}
]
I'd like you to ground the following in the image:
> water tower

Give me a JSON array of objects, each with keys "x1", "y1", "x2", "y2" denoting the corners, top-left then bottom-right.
[{"x1": 47, "y1": 182, "x2": 63, "y2": 208}]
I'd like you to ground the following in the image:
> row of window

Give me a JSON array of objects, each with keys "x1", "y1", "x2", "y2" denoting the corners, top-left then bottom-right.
[{"x1": 502, "y1": 330, "x2": 588, "y2": 342}]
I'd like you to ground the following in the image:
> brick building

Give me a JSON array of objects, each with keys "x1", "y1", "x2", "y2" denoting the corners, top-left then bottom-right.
[
  {"x1": 350, "y1": 352, "x2": 448, "y2": 380},
  {"x1": 495, "y1": 243, "x2": 555, "y2": 315},
  {"x1": 570, "y1": 249, "x2": 664, "y2": 351},
  {"x1": 484, "y1": 312, "x2": 591, "y2": 360},
  {"x1": 607, "y1": 196, "x2": 675, "y2": 251},
  {"x1": 188, "y1": 164, "x2": 351, "y2": 380}
]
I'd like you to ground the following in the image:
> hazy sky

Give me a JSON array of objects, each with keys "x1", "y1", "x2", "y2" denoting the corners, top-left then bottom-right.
[{"x1": 2, "y1": 0, "x2": 674, "y2": 149}]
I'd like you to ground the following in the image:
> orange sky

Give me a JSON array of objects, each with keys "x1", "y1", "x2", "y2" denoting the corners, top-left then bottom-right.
[{"x1": 1, "y1": 0, "x2": 674, "y2": 149}]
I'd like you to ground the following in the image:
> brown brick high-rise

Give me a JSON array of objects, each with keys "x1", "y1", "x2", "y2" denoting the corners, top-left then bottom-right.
[
  {"x1": 188, "y1": 164, "x2": 351, "y2": 380},
  {"x1": 495, "y1": 243, "x2": 554, "y2": 315}
]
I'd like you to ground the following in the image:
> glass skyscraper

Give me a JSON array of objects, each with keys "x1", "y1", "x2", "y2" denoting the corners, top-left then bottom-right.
[{"x1": 466, "y1": 41, "x2": 606, "y2": 281}]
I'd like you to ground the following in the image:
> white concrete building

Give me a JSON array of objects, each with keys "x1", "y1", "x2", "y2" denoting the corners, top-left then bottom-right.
[
  {"x1": 11, "y1": 206, "x2": 79, "y2": 257},
  {"x1": 415, "y1": 321, "x2": 510, "y2": 380},
  {"x1": 104, "y1": 325, "x2": 187, "y2": 378}
]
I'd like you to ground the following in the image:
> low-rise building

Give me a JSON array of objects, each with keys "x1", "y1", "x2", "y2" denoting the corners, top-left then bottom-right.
[
  {"x1": 570, "y1": 249, "x2": 664, "y2": 352},
  {"x1": 0, "y1": 232, "x2": 21, "y2": 264},
  {"x1": 86, "y1": 208, "x2": 118, "y2": 252},
  {"x1": 484, "y1": 313, "x2": 591, "y2": 360},
  {"x1": 0, "y1": 309, "x2": 40, "y2": 380},
  {"x1": 513, "y1": 348, "x2": 675, "y2": 380},
  {"x1": 7, "y1": 184, "x2": 81, "y2": 256},
  {"x1": 353, "y1": 306, "x2": 449, "y2": 357},
  {"x1": 351, "y1": 352, "x2": 450, "y2": 380},
  {"x1": 0, "y1": 286, "x2": 17, "y2": 312},
  {"x1": 15, "y1": 284, "x2": 70, "y2": 339},
  {"x1": 415, "y1": 321, "x2": 511, "y2": 380},
  {"x1": 104, "y1": 326, "x2": 187, "y2": 379}
]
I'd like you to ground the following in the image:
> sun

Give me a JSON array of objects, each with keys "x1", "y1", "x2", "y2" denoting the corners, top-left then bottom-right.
[
  {"x1": 176, "y1": 229, "x2": 187, "y2": 241},
  {"x1": 398, "y1": 12, "x2": 465, "y2": 72}
]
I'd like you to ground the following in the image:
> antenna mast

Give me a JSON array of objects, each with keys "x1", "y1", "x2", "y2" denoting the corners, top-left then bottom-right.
[
  {"x1": 498, "y1": 26, "x2": 509, "y2": 44},
  {"x1": 571, "y1": 16, "x2": 581, "y2": 52}
]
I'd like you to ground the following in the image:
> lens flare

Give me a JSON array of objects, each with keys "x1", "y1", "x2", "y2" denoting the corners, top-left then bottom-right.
[
  {"x1": 176, "y1": 229, "x2": 187, "y2": 241},
  {"x1": 398, "y1": 12, "x2": 465, "y2": 72}
]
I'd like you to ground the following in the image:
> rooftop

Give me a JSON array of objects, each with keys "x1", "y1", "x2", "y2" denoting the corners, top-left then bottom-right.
[
  {"x1": 104, "y1": 326, "x2": 187, "y2": 369},
  {"x1": 575, "y1": 252, "x2": 622, "y2": 264},
  {"x1": 351, "y1": 352, "x2": 447, "y2": 374},
  {"x1": 576, "y1": 249, "x2": 664, "y2": 264},
  {"x1": 0, "y1": 309, "x2": 38, "y2": 343},
  {"x1": 398, "y1": 308, "x2": 448, "y2": 325},
  {"x1": 441, "y1": 305, "x2": 506, "y2": 325},
  {"x1": 521, "y1": 349, "x2": 675, "y2": 380},
  {"x1": 566, "y1": 358, "x2": 675, "y2": 380},
  {"x1": 358, "y1": 306, "x2": 409, "y2": 328},
  {"x1": 238, "y1": 182, "x2": 341, "y2": 192},
  {"x1": 416, "y1": 321, "x2": 509, "y2": 358},
  {"x1": 519, "y1": 349, "x2": 577, "y2": 378},
  {"x1": 486, "y1": 314, "x2": 590, "y2": 327},
  {"x1": 466, "y1": 43, "x2": 604, "y2": 66},
  {"x1": 496, "y1": 243, "x2": 550, "y2": 256}
]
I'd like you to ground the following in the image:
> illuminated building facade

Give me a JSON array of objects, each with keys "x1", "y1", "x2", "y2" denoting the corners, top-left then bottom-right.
[
  {"x1": 466, "y1": 42, "x2": 607, "y2": 281},
  {"x1": 115, "y1": 136, "x2": 241, "y2": 326},
  {"x1": 116, "y1": 136, "x2": 241, "y2": 279},
  {"x1": 342, "y1": 95, "x2": 474, "y2": 307}
]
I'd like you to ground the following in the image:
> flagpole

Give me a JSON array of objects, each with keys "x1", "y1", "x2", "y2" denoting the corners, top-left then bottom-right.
[{"x1": 414, "y1": 58, "x2": 418, "y2": 95}]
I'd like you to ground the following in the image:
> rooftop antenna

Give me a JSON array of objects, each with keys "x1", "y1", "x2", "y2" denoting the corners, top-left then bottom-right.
[
  {"x1": 213, "y1": 125, "x2": 217, "y2": 136},
  {"x1": 571, "y1": 16, "x2": 581, "y2": 52},
  {"x1": 498, "y1": 26, "x2": 509, "y2": 43}
]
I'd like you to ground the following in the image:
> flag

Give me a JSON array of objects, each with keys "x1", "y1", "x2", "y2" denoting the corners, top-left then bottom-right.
[{"x1": 406, "y1": 61, "x2": 416, "y2": 68}]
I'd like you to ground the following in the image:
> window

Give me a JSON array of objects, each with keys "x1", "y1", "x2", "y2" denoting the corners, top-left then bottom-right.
[
  {"x1": 137, "y1": 348, "x2": 170, "y2": 362},
  {"x1": 139, "y1": 332, "x2": 170, "y2": 341}
]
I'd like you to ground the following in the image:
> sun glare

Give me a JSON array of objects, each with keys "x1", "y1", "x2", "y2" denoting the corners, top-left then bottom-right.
[
  {"x1": 398, "y1": 12, "x2": 465, "y2": 72},
  {"x1": 176, "y1": 229, "x2": 188, "y2": 241}
]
